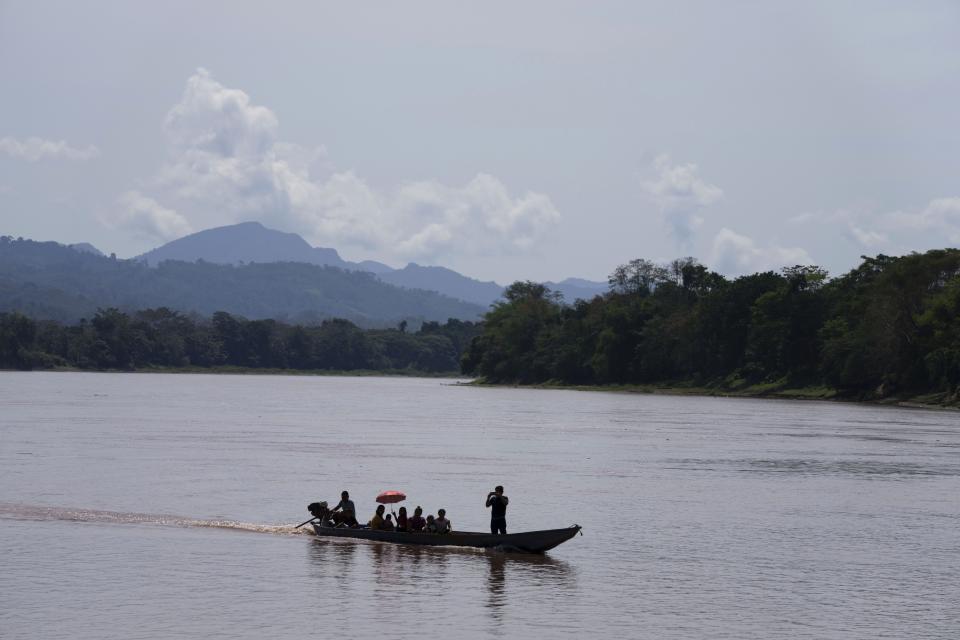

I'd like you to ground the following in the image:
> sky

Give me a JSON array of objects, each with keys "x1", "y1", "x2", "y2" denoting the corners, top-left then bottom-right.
[{"x1": 1, "y1": 1, "x2": 959, "y2": 284}]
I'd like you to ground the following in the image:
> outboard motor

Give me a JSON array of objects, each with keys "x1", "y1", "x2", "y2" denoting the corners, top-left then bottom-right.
[{"x1": 307, "y1": 502, "x2": 332, "y2": 527}]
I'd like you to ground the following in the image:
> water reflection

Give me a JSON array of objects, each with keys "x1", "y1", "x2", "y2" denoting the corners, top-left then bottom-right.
[
  {"x1": 307, "y1": 536, "x2": 576, "y2": 616},
  {"x1": 307, "y1": 537, "x2": 358, "y2": 583},
  {"x1": 485, "y1": 552, "x2": 507, "y2": 617}
]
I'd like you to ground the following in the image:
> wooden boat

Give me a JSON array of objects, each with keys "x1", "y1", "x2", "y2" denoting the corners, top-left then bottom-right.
[{"x1": 311, "y1": 522, "x2": 581, "y2": 554}]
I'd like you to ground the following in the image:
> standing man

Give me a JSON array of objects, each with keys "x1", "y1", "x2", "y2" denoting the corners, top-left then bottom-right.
[{"x1": 486, "y1": 485, "x2": 509, "y2": 534}]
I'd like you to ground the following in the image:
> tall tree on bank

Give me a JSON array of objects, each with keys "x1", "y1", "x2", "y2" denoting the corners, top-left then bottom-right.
[{"x1": 461, "y1": 250, "x2": 960, "y2": 401}]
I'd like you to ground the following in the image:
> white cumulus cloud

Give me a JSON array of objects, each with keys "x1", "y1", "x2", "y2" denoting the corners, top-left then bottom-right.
[
  {"x1": 117, "y1": 68, "x2": 560, "y2": 262},
  {"x1": 885, "y1": 197, "x2": 960, "y2": 243},
  {"x1": 0, "y1": 136, "x2": 100, "y2": 161},
  {"x1": 845, "y1": 222, "x2": 888, "y2": 247},
  {"x1": 101, "y1": 190, "x2": 193, "y2": 242},
  {"x1": 711, "y1": 228, "x2": 813, "y2": 276},
  {"x1": 792, "y1": 198, "x2": 960, "y2": 251},
  {"x1": 641, "y1": 154, "x2": 723, "y2": 246}
]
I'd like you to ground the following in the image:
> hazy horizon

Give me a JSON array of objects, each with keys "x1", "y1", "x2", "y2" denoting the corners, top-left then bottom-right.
[{"x1": 2, "y1": 2, "x2": 958, "y2": 283}]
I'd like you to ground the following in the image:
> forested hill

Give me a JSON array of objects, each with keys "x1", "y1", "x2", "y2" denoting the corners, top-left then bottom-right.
[
  {"x1": 462, "y1": 250, "x2": 960, "y2": 403},
  {"x1": 0, "y1": 237, "x2": 484, "y2": 326},
  {"x1": 134, "y1": 221, "x2": 607, "y2": 307}
]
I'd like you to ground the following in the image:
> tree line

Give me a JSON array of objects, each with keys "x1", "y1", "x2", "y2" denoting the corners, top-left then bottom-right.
[
  {"x1": 4, "y1": 249, "x2": 958, "y2": 400},
  {"x1": 461, "y1": 250, "x2": 960, "y2": 401},
  {"x1": 0, "y1": 308, "x2": 480, "y2": 374}
]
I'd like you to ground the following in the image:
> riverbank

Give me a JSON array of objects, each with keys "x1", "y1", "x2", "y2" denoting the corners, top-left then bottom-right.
[
  {"x1": 1, "y1": 365, "x2": 465, "y2": 378},
  {"x1": 463, "y1": 379, "x2": 960, "y2": 410},
  {"x1": 6, "y1": 366, "x2": 955, "y2": 409}
]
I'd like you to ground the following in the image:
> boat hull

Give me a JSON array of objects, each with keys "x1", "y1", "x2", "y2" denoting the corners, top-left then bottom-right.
[{"x1": 311, "y1": 523, "x2": 580, "y2": 554}]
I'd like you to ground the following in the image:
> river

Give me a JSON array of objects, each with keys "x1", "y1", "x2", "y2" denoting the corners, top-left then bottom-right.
[{"x1": 1, "y1": 372, "x2": 958, "y2": 639}]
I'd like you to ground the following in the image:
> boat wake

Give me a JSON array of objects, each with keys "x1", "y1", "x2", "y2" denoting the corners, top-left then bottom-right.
[{"x1": 0, "y1": 502, "x2": 311, "y2": 536}]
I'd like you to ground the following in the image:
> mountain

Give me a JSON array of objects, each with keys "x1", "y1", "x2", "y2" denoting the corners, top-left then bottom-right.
[
  {"x1": 546, "y1": 278, "x2": 608, "y2": 303},
  {"x1": 134, "y1": 222, "x2": 608, "y2": 307},
  {"x1": 68, "y1": 242, "x2": 105, "y2": 257},
  {"x1": 0, "y1": 237, "x2": 483, "y2": 326},
  {"x1": 380, "y1": 263, "x2": 504, "y2": 307},
  {"x1": 136, "y1": 221, "x2": 393, "y2": 273},
  {"x1": 381, "y1": 266, "x2": 607, "y2": 307}
]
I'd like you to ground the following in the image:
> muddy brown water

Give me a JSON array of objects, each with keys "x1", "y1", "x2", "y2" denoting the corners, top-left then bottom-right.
[{"x1": 2, "y1": 372, "x2": 958, "y2": 639}]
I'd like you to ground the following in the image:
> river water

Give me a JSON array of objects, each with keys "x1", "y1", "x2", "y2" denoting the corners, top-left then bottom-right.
[{"x1": 1, "y1": 372, "x2": 958, "y2": 639}]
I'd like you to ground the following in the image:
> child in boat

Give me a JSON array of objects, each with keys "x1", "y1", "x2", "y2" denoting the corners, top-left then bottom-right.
[
  {"x1": 435, "y1": 509, "x2": 451, "y2": 534},
  {"x1": 408, "y1": 506, "x2": 425, "y2": 532},
  {"x1": 425, "y1": 514, "x2": 438, "y2": 532},
  {"x1": 382, "y1": 514, "x2": 396, "y2": 531},
  {"x1": 395, "y1": 506, "x2": 408, "y2": 532},
  {"x1": 369, "y1": 504, "x2": 386, "y2": 529}
]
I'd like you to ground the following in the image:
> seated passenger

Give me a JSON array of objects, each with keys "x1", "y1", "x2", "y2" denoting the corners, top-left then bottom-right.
[
  {"x1": 408, "y1": 506, "x2": 426, "y2": 532},
  {"x1": 425, "y1": 514, "x2": 438, "y2": 533},
  {"x1": 395, "y1": 506, "x2": 408, "y2": 532},
  {"x1": 382, "y1": 514, "x2": 396, "y2": 531},
  {"x1": 435, "y1": 508, "x2": 452, "y2": 534},
  {"x1": 369, "y1": 504, "x2": 386, "y2": 530}
]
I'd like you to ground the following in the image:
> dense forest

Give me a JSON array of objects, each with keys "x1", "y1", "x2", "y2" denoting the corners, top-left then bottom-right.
[
  {"x1": 3, "y1": 247, "x2": 959, "y2": 402},
  {"x1": 462, "y1": 250, "x2": 960, "y2": 403},
  {"x1": 0, "y1": 236, "x2": 483, "y2": 325},
  {"x1": 0, "y1": 308, "x2": 480, "y2": 374}
]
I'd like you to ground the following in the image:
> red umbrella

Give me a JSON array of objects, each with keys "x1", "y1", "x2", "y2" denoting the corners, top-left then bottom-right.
[{"x1": 376, "y1": 490, "x2": 406, "y2": 504}]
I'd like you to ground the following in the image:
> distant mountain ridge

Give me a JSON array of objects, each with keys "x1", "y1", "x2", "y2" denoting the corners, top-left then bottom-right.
[
  {"x1": 68, "y1": 242, "x2": 105, "y2": 257},
  {"x1": 136, "y1": 221, "x2": 392, "y2": 273},
  {"x1": 0, "y1": 236, "x2": 483, "y2": 326},
  {"x1": 136, "y1": 222, "x2": 607, "y2": 306},
  {"x1": 379, "y1": 263, "x2": 504, "y2": 307}
]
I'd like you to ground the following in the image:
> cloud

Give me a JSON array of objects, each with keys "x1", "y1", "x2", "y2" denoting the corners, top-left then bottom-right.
[
  {"x1": 793, "y1": 198, "x2": 960, "y2": 249},
  {"x1": 100, "y1": 190, "x2": 193, "y2": 242},
  {"x1": 885, "y1": 197, "x2": 960, "y2": 242},
  {"x1": 0, "y1": 136, "x2": 100, "y2": 161},
  {"x1": 845, "y1": 222, "x2": 887, "y2": 247},
  {"x1": 163, "y1": 68, "x2": 278, "y2": 157},
  {"x1": 388, "y1": 174, "x2": 560, "y2": 258},
  {"x1": 789, "y1": 207, "x2": 890, "y2": 249},
  {"x1": 711, "y1": 228, "x2": 813, "y2": 276},
  {"x1": 118, "y1": 68, "x2": 559, "y2": 261},
  {"x1": 640, "y1": 155, "x2": 723, "y2": 246},
  {"x1": 786, "y1": 211, "x2": 817, "y2": 225}
]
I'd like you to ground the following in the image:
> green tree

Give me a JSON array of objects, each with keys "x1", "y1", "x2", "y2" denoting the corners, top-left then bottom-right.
[{"x1": 0, "y1": 312, "x2": 37, "y2": 369}]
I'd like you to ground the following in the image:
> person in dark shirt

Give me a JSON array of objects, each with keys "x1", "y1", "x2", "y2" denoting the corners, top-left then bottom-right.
[
  {"x1": 408, "y1": 506, "x2": 426, "y2": 532},
  {"x1": 395, "y1": 506, "x2": 408, "y2": 532},
  {"x1": 486, "y1": 485, "x2": 509, "y2": 534},
  {"x1": 382, "y1": 514, "x2": 396, "y2": 531}
]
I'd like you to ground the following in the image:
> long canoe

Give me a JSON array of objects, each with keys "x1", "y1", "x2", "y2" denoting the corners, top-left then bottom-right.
[{"x1": 311, "y1": 523, "x2": 581, "y2": 554}]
